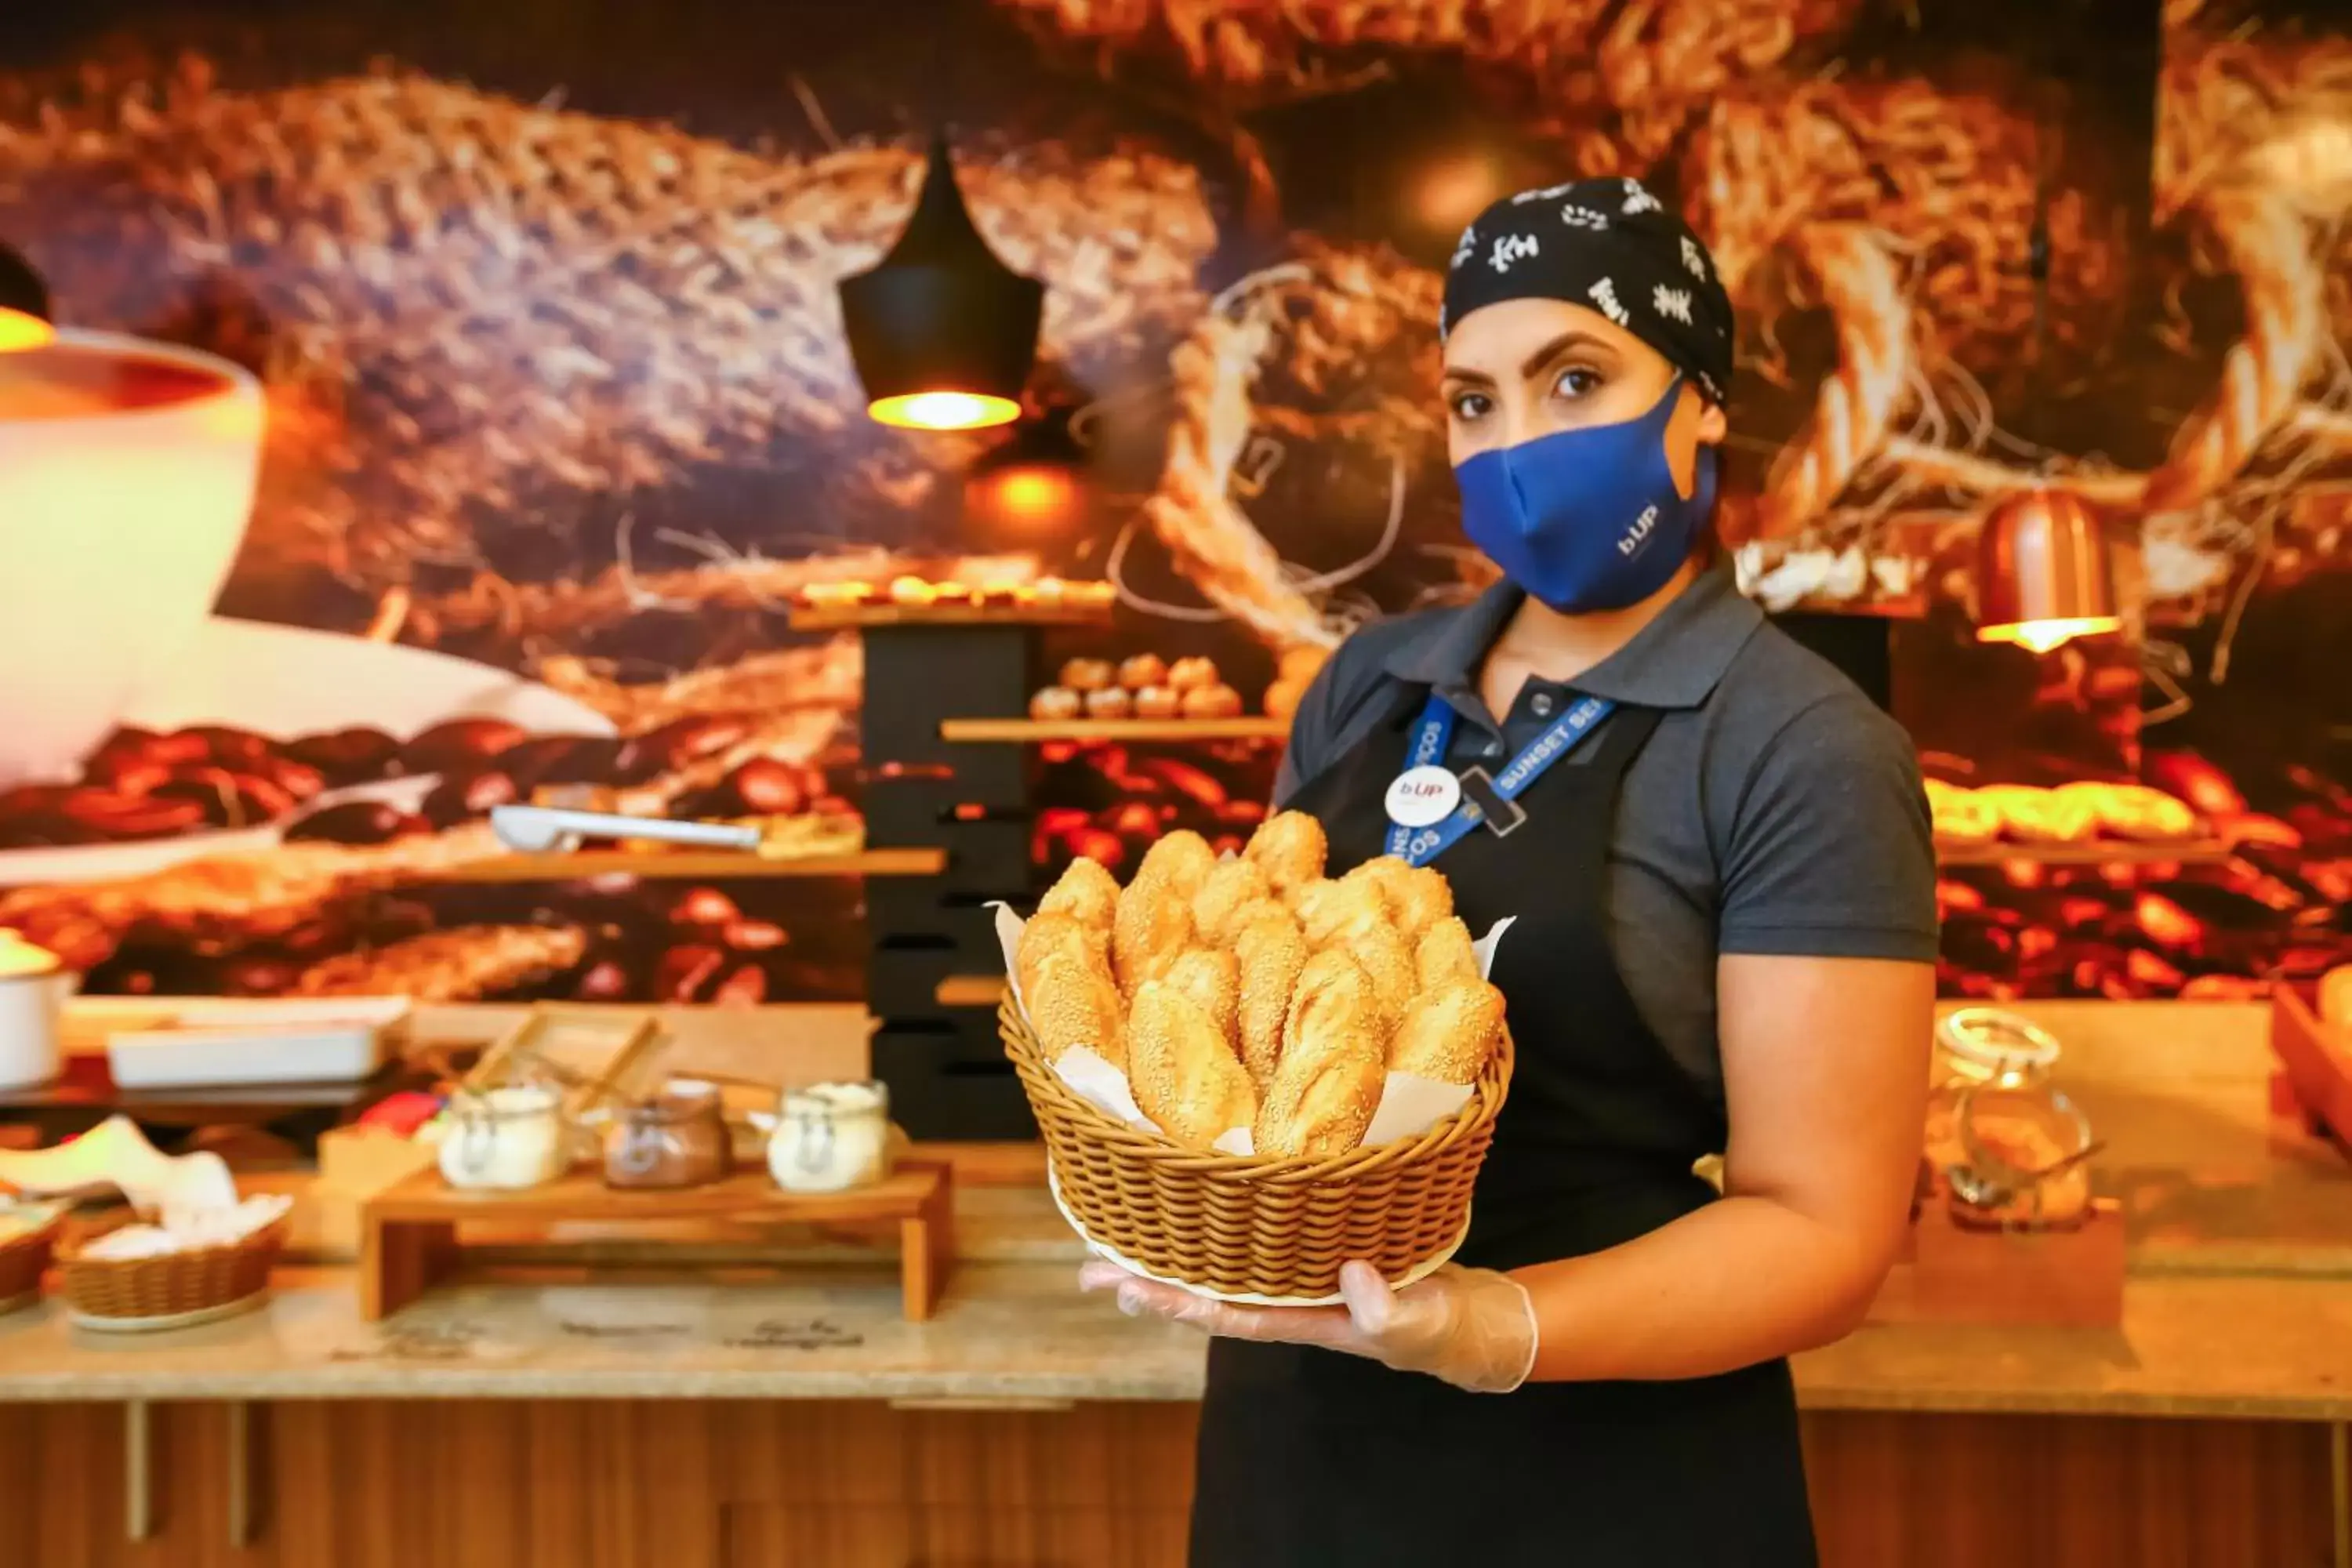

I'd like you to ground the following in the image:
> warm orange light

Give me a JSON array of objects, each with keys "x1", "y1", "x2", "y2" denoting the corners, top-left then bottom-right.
[
  {"x1": 868, "y1": 390, "x2": 1022, "y2": 430},
  {"x1": 0, "y1": 308, "x2": 54, "y2": 354},
  {"x1": 1975, "y1": 616, "x2": 2122, "y2": 655},
  {"x1": 1414, "y1": 154, "x2": 1504, "y2": 232},
  {"x1": 976, "y1": 465, "x2": 1080, "y2": 527}
]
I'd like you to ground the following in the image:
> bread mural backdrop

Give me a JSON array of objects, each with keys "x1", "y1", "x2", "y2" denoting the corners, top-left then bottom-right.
[{"x1": 0, "y1": 0, "x2": 2345, "y2": 1004}]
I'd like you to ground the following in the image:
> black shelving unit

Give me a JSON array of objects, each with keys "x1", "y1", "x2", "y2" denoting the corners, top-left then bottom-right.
[{"x1": 844, "y1": 614, "x2": 1069, "y2": 1139}]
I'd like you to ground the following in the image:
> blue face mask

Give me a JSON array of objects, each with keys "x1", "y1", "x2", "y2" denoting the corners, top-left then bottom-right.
[{"x1": 1454, "y1": 377, "x2": 1719, "y2": 615}]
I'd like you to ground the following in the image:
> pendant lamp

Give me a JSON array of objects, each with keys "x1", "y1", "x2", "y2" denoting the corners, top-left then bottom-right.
[
  {"x1": 839, "y1": 134, "x2": 1042, "y2": 432},
  {"x1": 1973, "y1": 487, "x2": 2120, "y2": 655},
  {"x1": 0, "y1": 240, "x2": 54, "y2": 353}
]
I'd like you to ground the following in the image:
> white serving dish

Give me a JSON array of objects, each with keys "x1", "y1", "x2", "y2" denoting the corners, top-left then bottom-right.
[{"x1": 104, "y1": 996, "x2": 410, "y2": 1089}]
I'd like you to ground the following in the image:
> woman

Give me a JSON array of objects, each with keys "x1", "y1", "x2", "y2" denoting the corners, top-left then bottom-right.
[{"x1": 1083, "y1": 177, "x2": 1940, "y2": 1565}]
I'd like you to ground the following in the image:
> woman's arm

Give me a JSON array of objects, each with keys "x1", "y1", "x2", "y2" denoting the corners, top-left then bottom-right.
[{"x1": 1516, "y1": 951, "x2": 1932, "y2": 1381}]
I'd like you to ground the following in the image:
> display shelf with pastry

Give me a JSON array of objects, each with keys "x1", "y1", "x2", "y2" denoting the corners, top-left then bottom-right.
[
  {"x1": 1926, "y1": 779, "x2": 2228, "y2": 866},
  {"x1": 786, "y1": 575, "x2": 1117, "y2": 629},
  {"x1": 984, "y1": 653, "x2": 1278, "y2": 742},
  {"x1": 994, "y1": 811, "x2": 1515, "y2": 1302}
]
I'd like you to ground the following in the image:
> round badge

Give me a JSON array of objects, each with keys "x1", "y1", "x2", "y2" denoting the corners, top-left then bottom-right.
[{"x1": 1385, "y1": 764, "x2": 1461, "y2": 829}]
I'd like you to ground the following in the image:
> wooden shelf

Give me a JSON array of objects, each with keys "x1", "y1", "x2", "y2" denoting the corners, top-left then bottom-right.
[
  {"x1": 788, "y1": 604, "x2": 1112, "y2": 631},
  {"x1": 938, "y1": 717, "x2": 1290, "y2": 744},
  {"x1": 1935, "y1": 840, "x2": 2233, "y2": 869},
  {"x1": 934, "y1": 975, "x2": 1007, "y2": 1009},
  {"x1": 440, "y1": 848, "x2": 947, "y2": 883}
]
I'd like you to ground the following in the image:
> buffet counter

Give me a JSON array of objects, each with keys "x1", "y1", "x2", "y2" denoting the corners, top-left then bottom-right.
[{"x1": 2, "y1": 1002, "x2": 2347, "y2": 1566}]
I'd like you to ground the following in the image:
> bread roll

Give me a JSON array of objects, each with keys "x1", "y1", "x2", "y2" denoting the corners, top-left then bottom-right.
[
  {"x1": 1133, "y1": 684, "x2": 1181, "y2": 719},
  {"x1": 1037, "y1": 857, "x2": 1119, "y2": 933},
  {"x1": 2060, "y1": 781, "x2": 2199, "y2": 842},
  {"x1": 1235, "y1": 913, "x2": 1308, "y2": 1087},
  {"x1": 1255, "y1": 951, "x2": 1385, "y2": 1160},
  {"x1": 1138, "y1": 829, "x2": 1218, "y2": 901},
  {"x1": 1119, "y1": 653, "x2": 1171, "y2": 691},
  {"x1": 1244, "y1": 810, "x2": 1327, "y2": 895},
  {"x1": 1389, "y1": 982, "x2": 1504, "y2": 1084},
  {"x1": 1028, "y1": 951, "x2": 1128, "y2": 1071},
  {"x1": 1029, "y1": 687, "x2": 1082, "y2": 721},
  {"x1": 1350, "y1": 922, "x2": 1416, "y2": 1036},
  {"x1": 1181, "y1": 684, "x2": 1243, "y2": 719},
  {"x1": 1060, "y1": 658, "x2": 1116, "y2": 693},
  {"x1": 1192, "y1": 855, "x2": 1273, "y2": 945},
  {"x1": 1113, "y1": 873, "x2": 1195, "y2": 995},
  {"x1": 1167, "y1": 655, "x2": 1220, "y2": 693},
  {"x1": 1417, "y1": 916, "x2": 1481, "y2": 990},
  {"x1": 1164, "y1": 948, "x2": 1242, "y2": 1057},
  {"x1": 1128, "y1": 981, "x2": 1258, "y2": 1152},
  {"x1": 1085, "y1": 687, "x2": 1133, "y2": 720},
  {"x1": 1016, "y1": 910, "x2": 1108, "y2": 1001},
  {"x1": 1926, "y1": 782, "x2": 2002, "y2": 848},
  {"x1": 1294, "y1": 877, "x2": 1392, "y2": 949},
  {"x1": 1342, "y1": 856, "x2": 1453, "y2": 938}
]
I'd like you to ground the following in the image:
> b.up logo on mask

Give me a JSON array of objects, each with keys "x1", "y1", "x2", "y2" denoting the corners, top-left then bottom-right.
[
  {"x1": 1490, "y1": 233, "x2": 1539, "y2": 273},
  {"x1": 1617, "y1": 504, "x2": 1661, "y2": 557}
]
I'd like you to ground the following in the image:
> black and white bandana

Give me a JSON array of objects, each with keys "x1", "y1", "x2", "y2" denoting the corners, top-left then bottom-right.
[{"x1": 1440, "y1": 176, "x2": 1736, "y2": 406}]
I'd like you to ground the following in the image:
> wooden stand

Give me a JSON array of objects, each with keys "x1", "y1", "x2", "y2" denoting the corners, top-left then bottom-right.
[
  {"x1": 360, "y1": 1160, "x2": 954, "y2": 1323},
  {"x1": 1867, "y1": 1200, "x2": 2125, "y2": 1329},
  {"x1": 2269, "y1": 985, "x2": 2352, "y2": 1152}
]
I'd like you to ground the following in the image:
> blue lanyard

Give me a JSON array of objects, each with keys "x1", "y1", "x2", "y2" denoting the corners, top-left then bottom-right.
[{"x1": 1385, "y1": 691, "x2": 1616, "y2": 866}]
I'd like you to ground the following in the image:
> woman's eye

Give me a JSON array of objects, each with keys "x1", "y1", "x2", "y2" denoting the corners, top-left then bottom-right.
[
  {"x1": 1552, "y1": 367, "x2": 1602, "y2": 400},
  {"x1": 1448, "y1": 390, "x2": 1492, "y2": 421}
]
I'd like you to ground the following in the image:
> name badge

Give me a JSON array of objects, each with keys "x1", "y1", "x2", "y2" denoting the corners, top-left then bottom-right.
[{"x1": 1385, "y1": 764, "x2": 1461, "y2": 829}]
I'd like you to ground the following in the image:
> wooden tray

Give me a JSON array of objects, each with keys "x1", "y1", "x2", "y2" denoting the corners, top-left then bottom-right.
[
  {"x1": 1867, "y1": 1200, "x2": 2125, "y2": 1329},
  {"x1": 2270, "y1": 985, "x2": 2352, "y2": 1152},
  {"x1": 464, "y1": 1004, "x2": 666, "y2": 1121},
  {"x1": 359, "y1": 1160, "x2": 954, "y2": 1323}
]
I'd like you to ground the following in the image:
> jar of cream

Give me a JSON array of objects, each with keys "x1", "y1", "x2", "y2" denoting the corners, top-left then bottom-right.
[
  {"x1": 762, "y1": 1081, "x2": 892, "y2": 1194},
  {"x1": 437, "y1": 1084, "x2": 568, "y2": 1190}
]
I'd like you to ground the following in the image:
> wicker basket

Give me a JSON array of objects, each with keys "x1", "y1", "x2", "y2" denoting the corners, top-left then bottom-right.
[
  {"x1": 0, "y1": 1209, "x2": 64, "y2": 1313},
  {"x1": 57, "y1": 1218, "x2": 289, "y2": 1323},
  {"x1": 1001, "y1": 997, "x2": 1512, "y2": 1299}
]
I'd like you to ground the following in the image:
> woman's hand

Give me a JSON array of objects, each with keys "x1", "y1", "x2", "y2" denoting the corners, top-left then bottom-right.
[{"x1": 1079, "y1": 1258, "x2": 1538, "y2": 1393}]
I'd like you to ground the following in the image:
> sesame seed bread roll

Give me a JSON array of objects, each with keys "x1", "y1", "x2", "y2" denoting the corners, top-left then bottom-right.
[
  {"x1": 1037, "y1": 857, "x2": 1119, "y2": 933},
  {"x1": 1112, "y1": 872, "x2": 1195, "y2": 996},
  {"x1": 1164, "y1": 946, "x2": 1242, "y2": 1058},
  {"x1": 1388, "y1": 982, "x2": 1505, "y2": 1085},
  {"x1": 1243, "y1": 809, "x2": 1327, "y2": 896},
  {"x1": 1138, "y1": 828, "x2": 1218, "y2": 901},
  {"x1": 1292, "y1": 876, "x2": 1392, "y2": 950},
  {"x1": 1254, "y1": 949, "x2": 1385, "y2": 1160},
  {"x1": 1128, "y1": 980, "x2": 1258, "y2": 1152},
  {"x1": 1345, "y1": 856, "x2": 1454, "y2": 939},
  {"x1": 1191, "y1": 855, "x2": 1273, "y2": 945},
  {"x1": 1234, "y1": 912, "x2": 1309, "y2": 1088},
  {"x1": 1415, "y1": 916, "x2": 1481, "y2": 990},
  {"x1": 1016, "y1": 909, "x2": 1109, "y2": 1001},
  {"x1": 1027, "y1": 950, "x2": 1129, "y2": 1071}
]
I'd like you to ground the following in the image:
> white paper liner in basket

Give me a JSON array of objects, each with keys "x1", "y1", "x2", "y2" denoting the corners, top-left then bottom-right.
[{"x1": 1045, "y1": 1160, "x2": 1473, "y2": 1307}]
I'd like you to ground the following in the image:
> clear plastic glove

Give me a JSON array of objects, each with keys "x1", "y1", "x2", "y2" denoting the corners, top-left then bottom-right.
[{"x1": 1080, "y1": 1258, "x2": 1538, "y2": 1393}]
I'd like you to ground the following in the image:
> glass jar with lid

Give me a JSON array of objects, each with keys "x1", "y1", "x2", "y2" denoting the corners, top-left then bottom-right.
[
  {"x1": 1928, "y1": 1009, "x2": 2095, "y2": 1229},
  {"x1": 601, "y1": 1078, "x2": 731, "y2": 1190}
]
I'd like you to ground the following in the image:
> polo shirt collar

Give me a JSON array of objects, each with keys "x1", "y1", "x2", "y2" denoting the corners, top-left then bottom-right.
[{"x1": 1380, "y1": 563, "x2": 1764, "y2": 710}]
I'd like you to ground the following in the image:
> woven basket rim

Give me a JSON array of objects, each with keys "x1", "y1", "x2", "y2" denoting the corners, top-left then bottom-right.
[
  {"x1": 0, "y1": 1210, "x2": 65, "y2": 1260},
  {"x1": 999, "y1": 996, "x2": 1512, "y2": 1183},
  {"x1": 56, "y1": 1215, "x2": 290, "y2": 1269}
]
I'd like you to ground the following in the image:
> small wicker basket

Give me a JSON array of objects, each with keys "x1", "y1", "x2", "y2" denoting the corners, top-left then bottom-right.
[
  {"x1": 1000, "y1": 997, "x2": 1512, "y2": 1299},
  {"x1": 0, "y1": 1209, "x2": 64, "y2": 1313},
  {"x1": 57, "y1": 1217, "x2": 288, "y2": 1324}
]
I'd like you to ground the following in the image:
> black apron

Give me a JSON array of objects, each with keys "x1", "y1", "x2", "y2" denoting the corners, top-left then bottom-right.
[{"x1": 1189, "y1": 688, "x2": 1818, "y2": 1567}]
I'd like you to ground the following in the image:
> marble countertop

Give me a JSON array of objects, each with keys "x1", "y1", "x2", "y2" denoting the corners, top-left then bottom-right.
[{"x1": 0, "y1": 1001, "x2": 2346, "y2": 1416}]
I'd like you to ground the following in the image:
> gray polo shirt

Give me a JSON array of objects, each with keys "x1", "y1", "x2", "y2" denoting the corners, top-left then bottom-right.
[{"x1": 1273, "y1": 564, "x2": 1939, "y2": 1105}]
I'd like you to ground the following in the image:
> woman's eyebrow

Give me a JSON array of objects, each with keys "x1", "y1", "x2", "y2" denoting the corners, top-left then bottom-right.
[
  {"x1": 1517, "y1": 329, "x2": 1612, "y2": 380},
  {"x1": 1439, "y1": 365, "x2": 1498, "y2": 387}
]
